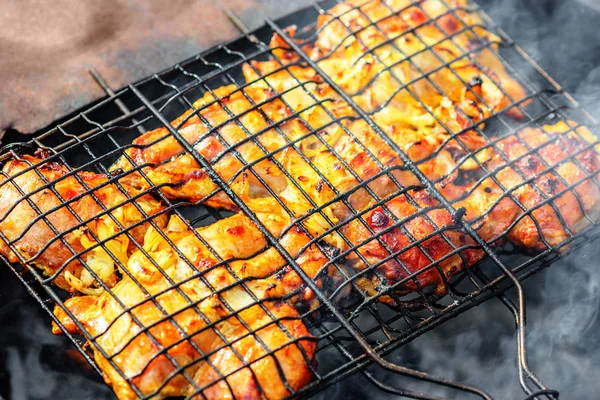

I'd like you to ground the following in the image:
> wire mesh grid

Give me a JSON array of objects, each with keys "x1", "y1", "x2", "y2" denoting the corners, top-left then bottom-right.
[{"x1": 0, "y1": 0, "x2": 599, "y2": 399}]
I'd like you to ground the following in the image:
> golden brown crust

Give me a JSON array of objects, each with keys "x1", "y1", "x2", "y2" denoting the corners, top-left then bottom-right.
[
  {"x1": 53, "y1": 214, "x2": 317, "y2": 400},
  {"x1": 0, "y1": 155, "x2": 167, "y2": 292}
]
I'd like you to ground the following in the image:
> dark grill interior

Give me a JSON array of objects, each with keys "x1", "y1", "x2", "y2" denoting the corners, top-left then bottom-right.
[{"x1": 1, "y1": 1, "x2": 599, "y2": 399}]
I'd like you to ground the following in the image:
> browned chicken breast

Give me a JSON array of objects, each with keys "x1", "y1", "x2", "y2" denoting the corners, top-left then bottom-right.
[{"x1": 0, "y1": 155, "x2": 166, "y2": 293}]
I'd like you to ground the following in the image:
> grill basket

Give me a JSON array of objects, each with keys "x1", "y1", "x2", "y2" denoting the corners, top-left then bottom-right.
[{"x1": 1, "y1": 1, "x2": 599, "y2": 399}]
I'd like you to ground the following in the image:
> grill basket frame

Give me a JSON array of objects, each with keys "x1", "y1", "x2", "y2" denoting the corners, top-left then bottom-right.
[{"x1": 1, "y1": 1, "x2": 599, "y2": 399}]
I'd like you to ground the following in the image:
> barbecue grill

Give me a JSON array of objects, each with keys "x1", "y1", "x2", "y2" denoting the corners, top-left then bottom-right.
[{"x1": 1, "y1": 0, "x2": 598, "y2": 399}]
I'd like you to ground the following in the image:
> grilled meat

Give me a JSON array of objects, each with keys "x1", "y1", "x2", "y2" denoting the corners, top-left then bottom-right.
[
  {"x1": 339, "y1": 122, "x2": 600, "y2": 304},
  {"x1": 2, "y1": 1, "x2": 599, "y2": 399},
  {"x1": 342, "y1": 189, "x2": 484, "y2": 303},
  {"x1": 311, "y1": 0, "x2": 528, "y2": 118},
  {"x1": 112, "y1": 79, "x2": 344, "y2": 211},
  {"x1": 439, "y1": 121, "x2": 600, "y2": 249},
  {"x1": 262, "y1": 0, "x2": 528, "y2": 184},
  {"x1": 113, "y1": 85, "x2": 287, "y2": 210},
  {"x1": 53, "y1": 215, "x2": 316, "y2": 400},
  {"x1": 106, "y1": 0, "x2": 533, "y2": 241},
  {"x1": 0, "y1": 155, "x2": 167, "y2": 293}
]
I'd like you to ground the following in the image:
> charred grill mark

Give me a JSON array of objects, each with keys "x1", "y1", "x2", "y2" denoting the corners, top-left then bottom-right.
[
  {"x1": 447, "y1": 146, "x2": 467, "y2": 162},
  {"x1": 275, "y1": 265, "x2": 292, "y2": 281},
  {"x1": 466, "y1": 36, "x2": 485, "y2": 52},
  {"x1": 453, "y1": 207, "x2": 467, "y2": 226},
  {"x1": 452, "y1": 169, "x2": 477, "y2": 186},
  {"x1": 368, "y1": 210, "x2": 391, "y2": 229},
  {"x1": 543, "y1": 177, "x2": 561, "y2": 195},
  {"x1": 315, "y1": 179, "x2": 325, "y2": 193},
  {"x1": 525, "y1": 156, "x2": 540, "y2": 171},
  {"x1": 321, "y1": 242, "x2": 341, "y2": 259},
  {"x1": 468, "y1": 76, "x2": 483, "y2": 88},
  {"x1": 565, "y1": 135, "x2": 584, "y2": 150}
]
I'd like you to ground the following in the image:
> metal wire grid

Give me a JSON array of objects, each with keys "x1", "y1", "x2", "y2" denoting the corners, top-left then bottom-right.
[
  {"x1": 0, "y1": 0, "x2": 598, "y2": 399},
  {"x1": 264, "y1": 1, "x2": 600, "y2": 397}
]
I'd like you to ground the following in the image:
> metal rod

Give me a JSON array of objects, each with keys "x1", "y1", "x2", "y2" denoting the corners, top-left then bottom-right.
[{"x1": 89, "y1": 68, "x2": 146, "y2": 134}]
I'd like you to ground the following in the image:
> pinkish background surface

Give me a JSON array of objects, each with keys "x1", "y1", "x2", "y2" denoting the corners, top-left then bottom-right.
[{"x1": 0, "y1": 0, "x2": 312, "y2": 136}]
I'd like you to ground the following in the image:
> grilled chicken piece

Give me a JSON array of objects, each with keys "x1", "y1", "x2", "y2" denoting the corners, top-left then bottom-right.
[
  {"x1": 439, "y1": 121, "x2": 600, "y2": 250},
  {"x1": 112, "y1": 76, "x2": 353, "y2": 254},
  {"x1": 53, "y1": 215, "x2": 316, "y2": 400},
  {"x1": 137, "y1": 213, "x2": 329, "y2": 304},
  {"x1": 102, "y1": 0, "x2": 531, "y2": 222},
  {"x1": 244, "y1": 56, "x2": 483, "y2": 186},
  {"x1": 108, "y1": 0, "x2": 531, "y2": 221},
  {"x1": 112, "y1": 77, "x2": 343, "y2": 211},
  {"x1": 311, "y1": 0, "x2": 528, "y2": 118},
  {"x1": 342, "y1": 189, "x2": 484, "y2": 304},
  {"x1": 0, "y1": 155, "x2": 166, "y2": 293},
  {"x1": 262, "y1": 0, "x2": 529, "y2": 184},
  {"x1": 113, "y1": 84, "x2": 285, "y2": 211},
  {"x1": 312, "y1": 120, "x2": 599, "y2": 304}
]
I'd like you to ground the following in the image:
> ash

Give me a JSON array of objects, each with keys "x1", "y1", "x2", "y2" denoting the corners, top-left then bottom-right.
[{"x1": 1, "y1": 0, "x2": 600, "y2": 399}]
